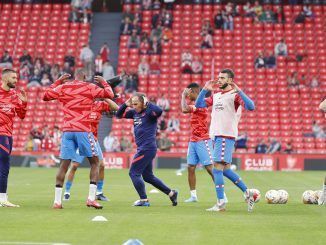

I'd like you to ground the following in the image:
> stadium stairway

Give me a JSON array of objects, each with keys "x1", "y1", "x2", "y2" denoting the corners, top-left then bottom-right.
[{"x1": 90, "y1": 12, "x2": 122, "y2": 149}]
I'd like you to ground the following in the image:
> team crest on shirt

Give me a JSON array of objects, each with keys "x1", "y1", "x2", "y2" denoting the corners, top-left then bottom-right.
[{"x1": 134, "y1": 117, "x2": 142, "y2": 126}]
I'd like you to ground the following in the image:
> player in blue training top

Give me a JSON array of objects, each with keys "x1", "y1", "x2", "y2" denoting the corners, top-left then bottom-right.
[{"x1": 116, "y1": 93, "x2": 178, "y2": 207}]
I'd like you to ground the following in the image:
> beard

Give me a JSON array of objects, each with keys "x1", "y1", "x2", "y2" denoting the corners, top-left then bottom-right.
[
  {"x1": 219, "y1": 83, "x2": 228, "y2": 89},
  {"x1": 7, "y1": 82, "x2": 16, "y2": 88}
]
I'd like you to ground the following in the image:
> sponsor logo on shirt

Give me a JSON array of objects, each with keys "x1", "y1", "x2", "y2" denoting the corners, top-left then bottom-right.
[{"x1": 134, "y1": 117, "x2": 142, "y2": 127}]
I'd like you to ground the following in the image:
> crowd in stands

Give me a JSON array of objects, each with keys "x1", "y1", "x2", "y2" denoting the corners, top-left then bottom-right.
[
  {"x1": 69, "y1": 0, "x2": 93, "y2": 23},
  {"x1": 26, "y1": 125, "x2": 62, "y2": 152}
]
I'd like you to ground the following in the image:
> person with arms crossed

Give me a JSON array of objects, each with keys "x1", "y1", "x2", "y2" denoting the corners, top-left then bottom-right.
[
  {"x1": 116, "y1": 93, "x2": 178, "y2": 207},
  {"x1": 64, "y1": 99, "x2": 119, "y2": 201},
  {"x1": 195, "y1": 69, "x2": 257, "y2": 212},
  {"x1": 0, "y1": 69, "x2": 27, "y2": 207},
  {"x1": 181, "y1": 83, "x2": 227, "y2": 203},
  {"x1": 43, "y1": 69, "x2": 114, "y2": 209}
]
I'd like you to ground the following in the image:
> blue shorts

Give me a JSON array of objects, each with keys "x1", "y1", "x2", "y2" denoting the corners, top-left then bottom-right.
[
  {"x1": 60, "y1": 132, "x2": 98, "y2": 160},
  {"x1": 212, "y1": 137, "x2": 235, "y2": 164},
  {"x1": 72, "y1": 141, "x2": 103, "y2": 164},
  {"x1": 187, "y1": 139, "x2": 214, "y2": 166}
]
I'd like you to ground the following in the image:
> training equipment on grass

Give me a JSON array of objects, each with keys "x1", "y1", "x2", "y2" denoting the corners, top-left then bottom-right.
[
  {"x1": 265, "y1": 190, "x2": 280, "y2": 204},
  {"x1": 302, "y1": 190, "x2": 317, "y2": 204},
  {"x1": 277, "y1": 190, "x2": 289, "y2": 204}
]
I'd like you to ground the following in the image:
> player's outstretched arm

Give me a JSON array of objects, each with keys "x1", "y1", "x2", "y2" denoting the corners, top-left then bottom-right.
[
  {"x1": 181, "y1": 88, "x2": 192, "y2": 113},
  {"x1": 43, "y1": 74, "x2": 70, "y2": 101},
  {"x1": 115, "y1": 98, "x2": 134, "y2": 119}
]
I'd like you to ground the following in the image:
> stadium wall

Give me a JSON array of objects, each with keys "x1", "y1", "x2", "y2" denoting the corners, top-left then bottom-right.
[{"x1": 10, "y1": 152, "x2": 326, "y2": 171}]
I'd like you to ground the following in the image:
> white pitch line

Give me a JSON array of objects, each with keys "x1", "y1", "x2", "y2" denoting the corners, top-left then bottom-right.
[{"x1": 0, "y1": 242, "x2": 71, "y2": 245}]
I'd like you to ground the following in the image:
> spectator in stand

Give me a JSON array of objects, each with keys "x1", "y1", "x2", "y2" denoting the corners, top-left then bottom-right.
[
  {"x1": 235, "y1": 132, "x2": 248, "y2": 151},
  {"x1": 25, "y1": 136, "x2": 34, "y2": 151},
  {"x1": 284, "y1": 142, "x2": 294, "y2": 154},
  {"x1": 255, "y1": 139, "x2": 268, "y2": 154},
  {"x1": 167, "y1": 114, "x2": 180, "y2": 132},
  {"x1": 149, "y1": 55, "x2": 161, "y2": 75},
  {"x1": 149, "y1": 96, "x2": 156, "y2": 104},
  {"x1": 62, "y1": 62, "x2": 74, "y2": 77},
  {"x1": 265, "y1": 51, "x2": 276, "y2": 69},
  {"x1": 181, "y1": 50, "x2": 193, "y2": 74},
  {"x1": 243, "y1": 1, "x2": 254, "y2": 17},
  {"x1": 100, "y1": 42, "x2": 110, "y2": 62},
  {"x1": 33, "y1": 58, "x2": 43, "y2": 73},
  {"x1": 120, "y1": 135, "x2": 133, "y2": 153},
  {"x1": 151, "y1": 12, "x2": 161, "y2": 28},
  {"x1": 139, "y1": 38, "x2": 150, "y2": 54},
  {"x1": 275, "y1": 6, "x2": 285, "y2": 23},
  {"x1": 103, "y1": 132, "x2": 120, "y2": 152},
  {"x1": 294, "y1": 11, "x2": 305, "y2": 24},
  {"x1": 253, "y1": 0, "x2": 263, "y2": 19},
  {"x1": 102, "y1": 61, "x2": 115, "y2": 80},
  {"x1": 303, "y1": 5, "x2": 313, "y2": 18},
  {"x1": 30, "y1": 126, "x2": 44, "y2": 151},
  {"x1": 157, "y1": 93, "x2": 170, "y2": 112},
  {"x1": 132, "y1": 19, "x2": 142, "y2": 35},
  {"x1": 287, "y1": 72, "x2": 300, "y2": 88},
  {"x1": 150, "y1": 23, "x2": 163, "y2": 41},
  {"x1": 223, "y1": 13, "x2": 234, "y2": 31},
  {"x1": 161, "y1": 9, "x2": 173, "y2": 28},
  {"x1": 19, "y1": 50, "x2": 32, "y2": 67},
  {"x1": 125, "y1": 72, "x2": 138, "y2": 93},
  {"x1": 80, "y1": 44, "x2": 94, "y2": 79},
  {"x1": 28, "y1": 69, "x2": 42, "y2": 87},
  {"x1": 225, "y1": 2, "x2": 233, "y2": 16},
  {"x1": 149, "y1": 36, "x2": 162, "y2": 55},
  {"x1": 0, "y1": 51, "x2": 13, "y2": 68},
  {"x1": 127, "y1": 30, "x2": 140, "y2": 49},
  {"x1": 191, "y1": 56, "x2": 203, "y2": 74},
  {"x1": 157, "y1": 132, "x2": 173, "y2": 151},
  {"x1": 40, "y1": 73, "x2": 51, "y2": 86},
  {"x1": 20, "y1": 64, "x2": 31, "y2": 80},
  {"x1": 214, "y1": 11, "x2": 224, "y2": 29},
  {"x1": 64, "y1": 50, "x2": 75, "y2": 68},
  {"x1": 162, "y1": 27, "x2": 173, "y2": 43},
  {"x1": 310, "y1": 77, "x2": 319, "y2": 88},
  {"x1": 202, "y1": 19, "x2": 214, "y2": 35},
  {"x1": 275, "y1": 39, "x2": 288, "y2": 56},
  {"x1": 300, "y1": 74, "x2": 307, "y2": 86},
  {"x1": 138, "y1": 57, "x2": 150, "y2": 76},
  {"x1": 152, "y1": 0, "x2": 161, "y2": 10},
  {"x1": 52, "y1": 125, "x2": 62, "y2": 150},
  {"x1": 158, "y1": 114, "x2": 167, "y2": 132},
  {"x1": 41, "y1": 134, "x2": 53, "y2": 152},
  {"x1": 50, "y1": 64, "x2": 60, "y2": 81},
  {"x1": 122, "y1": 5, "x2": 134, "y2": 22},
  {"x1": 94, "y1": 54, "x2": 103, "y2": 75},
  {"x1": 260, "y1": 7, "x2": 276, "y2": 23},
  {"x1": 120, "y1": 17, "x2": 133, "y2": 35},
  {"x1": 266, "y1": 138, "x2": 281, "y2": 154},
  {"x1": 312, "y1": 121, "x2": 326, "y2": 138},
  {"x1": 142, "y1": 0, "x2": 152, "y2": 10},
  {"x1": 254, "y1": 51, "x2": 265, "y2": 69},
  {"x1": 200, "y1": 30, "x2": 213, "y2": 49}
]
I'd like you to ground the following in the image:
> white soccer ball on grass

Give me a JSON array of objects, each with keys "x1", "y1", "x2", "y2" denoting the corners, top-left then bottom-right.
[
  {"x1": 265, "y1": 190, "x2": 280, "y2": 204},
  {"x1": 277, "y1": 190, "x2": 289, "y2": 204}
]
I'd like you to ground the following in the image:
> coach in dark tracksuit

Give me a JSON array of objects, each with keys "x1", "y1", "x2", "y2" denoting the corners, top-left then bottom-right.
[{"x1": 116, "y1": 93, "x2": 178, "y2": 207}]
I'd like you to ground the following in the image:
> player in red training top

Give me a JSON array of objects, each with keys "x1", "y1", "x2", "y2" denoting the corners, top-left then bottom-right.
[
  {"x1": 63, "y1": 99, "x2": 119, "y2": 202},
  {"x1": 0, "y1": 69, "x2": 27, "y2": 207},
  {"x1": 181, "y1": 83, "x2": 227, "y2": 203},
  {"x1": 43, "y1": 68, "x2": 114, "y2": 209}
]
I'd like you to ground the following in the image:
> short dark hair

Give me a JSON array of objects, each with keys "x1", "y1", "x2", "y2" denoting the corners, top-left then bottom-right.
[
  {"x1": 2, "y1": 68, "x2": 16, "y2": 76},
  {"x1": 220, "y1": 69, "x2": 234, "y2": 79},
  {"x1": 187, "y1": 83, "x2": 200, "y2": 89}
]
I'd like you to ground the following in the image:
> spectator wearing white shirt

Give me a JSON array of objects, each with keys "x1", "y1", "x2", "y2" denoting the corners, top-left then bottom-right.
[
  {"x1": 103, "y1": 132, "x2": 120, "y2": 152},
  {"x1": 102, "y1": 61, "x2": 115, "y2": 81},
  {"x1": 181, "y1": 50, "x2": 193, "y2": 74},
  {"x1": 274, "y1": 39, "x2": 288, "y2": 56},
  {"x1": 167, "y1": 114, "x2": 180, "y2": 132},
  {"x1": 79, "y1": 44, "x2": 94, "y2": 78},
  {"x1": 156, "y1": 93, "x2": 170, "y2": 112},
  {"x1": 138, "y1": 57, "x2": 150, "y2": 76}
]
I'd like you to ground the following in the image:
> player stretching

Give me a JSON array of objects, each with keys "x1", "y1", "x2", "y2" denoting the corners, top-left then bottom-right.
[
  {"x1": 43, "y1": 69, "x2": 114, "y2": 209},
  {"x1": 64, "y1": 99, "x2": 118, "y2": 201},
  {"x1": 195, "y1": 69, "x2": 257, "y2": 212},
  {"x1": 0, "y1": 69, "x2": 27, "y2": 207},
  {"x1": 181, "y1": 83, "x2": 227, "y2": 203},
  {"x1": 116, "y1": 93, "x2": 178, "y2": 206}
]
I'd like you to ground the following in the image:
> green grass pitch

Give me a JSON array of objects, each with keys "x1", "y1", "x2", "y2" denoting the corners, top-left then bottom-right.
[{"x1": 0, "y1": 168, "x2": 325, "y2": 245}]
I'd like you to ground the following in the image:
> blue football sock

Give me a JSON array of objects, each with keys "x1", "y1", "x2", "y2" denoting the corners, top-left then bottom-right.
[
  {"x1": 223, "y1": 169, "x2": 247, "y2": 192},
  {"x1": 97, "y1": 180, "x2": 104, "y2": 193},
  {"x1": 213, "y1": 169, "x2": 225, "y2": 200},
  {"x1": 65, "y1": 181, "x2": 72, "y2": 193}
]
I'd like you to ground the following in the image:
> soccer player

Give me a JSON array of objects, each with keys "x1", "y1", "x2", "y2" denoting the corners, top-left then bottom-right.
[
  {"x1": 195, "y1": 69, "x2": 257, "y2": 212},
  {"x1": 116, "y1": 93, "x2": 178, "y2": 207},
  {"x1": 63, "y1": 99, "x2": 119, "y2": 201},
  {"x1": 43, "y1": 69, "x2": 114, "y2": 209},
  {"x1": 181, "y1": 83, "x2": 227, "y2": 203},
  {"x1": 0, "y1": 69, "x2": 27, "y2": 207},
  {"x1": 318, "y1": 176, "x2": 326, "y2": 205}
]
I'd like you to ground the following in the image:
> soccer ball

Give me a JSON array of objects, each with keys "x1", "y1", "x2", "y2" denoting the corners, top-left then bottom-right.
[
  {"x1": 230, "y1": 164, "x2": 237, "y2": 171},
  {"x1": 302, "y1": 190, "x2": 317, "y2": 204},
  {"x1": 277, "y1": 190, "x2": 289, "y2": 204},
  {"x1": 314, "y1": 190, "x2": 323, "y2": 203},
  {"x1": 265, "y1": 190, "x2": 280, "y2": 204},
  {"x1": 251, "y1": 189, "x2": 261, "y2": 203}
]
